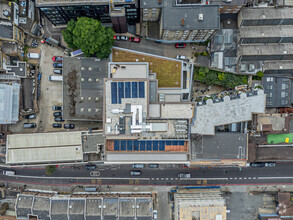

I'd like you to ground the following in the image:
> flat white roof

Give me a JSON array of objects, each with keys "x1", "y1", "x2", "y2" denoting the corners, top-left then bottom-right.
[
  {"x1": 161, "y1": 104, "x2": 194, "y2": 119},
  {"x1": 6, "y1": 132, "x2": 83, "y2": 164},
  {"x1": 191, "y1": 90, "x2": 266, "y2": 135}
]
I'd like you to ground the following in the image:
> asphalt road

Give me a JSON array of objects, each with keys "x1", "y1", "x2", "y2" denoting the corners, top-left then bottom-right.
[{"x1": 1, "y1": 163, "x2": 293, "y2": 186}]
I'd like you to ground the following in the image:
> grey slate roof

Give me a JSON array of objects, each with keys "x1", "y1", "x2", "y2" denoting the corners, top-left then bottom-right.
[
  {"x1": 162, "y1": 5, "x2": 220, "y2": 30},
  {"x1": 263, "y1": 75, "x2": 293, "y2": 108},
  {"x1": 0, "y1": 24, "x2": 13, "y2": 39}
]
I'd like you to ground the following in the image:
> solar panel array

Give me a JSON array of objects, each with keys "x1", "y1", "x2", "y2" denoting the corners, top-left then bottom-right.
[
  {"x1": 111, "y1": 81, "x2": 145, "y2": 104},
  {"x1": 113, "y1": 140, "x2": 185, "y2": 151}
]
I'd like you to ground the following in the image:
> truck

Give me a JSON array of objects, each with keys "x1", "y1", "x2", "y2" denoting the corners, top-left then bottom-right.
[
  {"x1": 48, "y1": 75, "x2": 62, "y2": 82},
  {"x1": 3, "y1": 170, "x2": 15, "y2": 176},
  {"x1": 45, "y1": 37, "x2": 59, "y2": 46}
]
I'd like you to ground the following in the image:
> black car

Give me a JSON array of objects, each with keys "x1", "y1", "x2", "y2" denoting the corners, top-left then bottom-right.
[
  {"x1": 64, "y1": 124, "x2": 75, "y2": 129},
  {"x1": 53, "y1": 63, "x2": 63, "y2": 68},
  {"x1": 53, "y1": 112, "x2": 62, "y2": 117},
  {"x1": 54, "y1": 117, "x2": 64, "y2": 122},
  {"x1": 85, "y1": 165, "x2": 96, "y2": 170},
  {"x1": 25, "y1": 114, "x2": 36, "y2": 119},
  {"x1": 52, "y1": 106, "x2": 62, "y2": 111},
  {"x1": 52, "y1": 123, "x2": 62, "y2": 128}
]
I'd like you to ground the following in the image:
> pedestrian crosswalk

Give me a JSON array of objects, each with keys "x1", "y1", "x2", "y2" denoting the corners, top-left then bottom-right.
[
  {"x1": 152, "y1": 177, "x2": 179, "y2": 181},
  {"x1": 229, "y1": 177, "x2": 258, "y2": 180}
]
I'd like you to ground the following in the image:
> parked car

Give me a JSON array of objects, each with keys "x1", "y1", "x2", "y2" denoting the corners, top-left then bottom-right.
[
  {"x1": 54, "y1": 117, "x2": 64, "y2": 122},
  {"x1": 23, "y1": 123, "x2": 36, "y2": 128},
  {"x1": 52, "y1": 106, "x2": 62, "y2": 111},
  {"x1": 148, "y1": 164, "x2": 159, "y2": 168},
  {"x1": 265, "y1": 162, "x2": 276, "y2": 167},
  {"x1": 175, "y1": 43, "x2": 186, "y2": 48},
  {"x1": 250, "y1": 162, "x2": 265, "y2": 168},
  {"x1": 53, "y1": 112, "x2": 62, "y2": 117},
  {"x1": 130, "y1": 170, "x2": 141, "y2": 176},
  {"x1": 132, "y1": 164, "x2": 144, "y2": 168},
  {"x1": 176, "y1": 55, "x2": 186, "y2": 60},
  {"x1": 120, "y1": 36, "x2": 129, "y2": 41},
  {"x1": 52, "y1": 56, "x2": 63, "y2": 62},
  {"x1": 129, "y1": 37, "x2": 140, "y2": 43},
  {"x1": 52, "y1": 123, "x2": 62, "y2": 128},
  {"x1": 25, "y1": 114, "x2": 36, "y2": 119},
  {"x1": 64, "y1": 124, "x2": 75, "y2": 129},
  {"x1": 53, "y1": 69, "x2": 62, "y2": 74},
  {"x1": 178, "y1": 173, "x2": 191, "y2": 178},
  {"x1": 53, "y1": 63, "x2": 63, "y2": 68},
  {"x1": 153, "y1": 210, "x2": 158, "y2": 220},
  {"x1": 85, "y1": 165, "x2": 96, "y2": 170},
  {"x1": 114, "y1": 35, "x2": 120, "y2": 40}
]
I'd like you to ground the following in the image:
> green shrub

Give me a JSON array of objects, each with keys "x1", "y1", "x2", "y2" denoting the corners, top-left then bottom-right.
[{"x1": 218, "y1": 72, "x2": 225, "y2": 81}]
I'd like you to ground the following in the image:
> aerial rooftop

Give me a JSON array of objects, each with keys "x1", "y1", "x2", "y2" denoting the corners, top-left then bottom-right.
[{"x1": 63, "y1": 57, "x2": 108, "y2": 121}]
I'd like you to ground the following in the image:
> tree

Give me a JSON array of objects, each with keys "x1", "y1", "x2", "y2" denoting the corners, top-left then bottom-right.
[
  {"x1": 62, "y1": 17, "x2": 114, "y2": 59},
  {"x1": 46, "y1": 165, "x2": 56, "y2": 175}
]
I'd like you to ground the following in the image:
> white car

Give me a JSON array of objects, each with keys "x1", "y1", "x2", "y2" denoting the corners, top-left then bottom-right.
[
  {"x1": 176, "y1": 55, "x2": 186, "y2": 60},
  {"x1": 153, "y1": 210, "x2": 158, "y2": 220}
]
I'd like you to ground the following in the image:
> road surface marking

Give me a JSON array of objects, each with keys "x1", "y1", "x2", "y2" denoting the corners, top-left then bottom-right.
[
  {"x1": 239, "y1": 177, "x2": 242, "y2": 179},
  {"x1": 248, "y1": 177, "x2": 251, "y2": 179},
  {"x1": 175, "y1": 178, "x2": 178, "y2": 180},
  {"x1": 170, "y1": 178, "x2": 173, "y2": 180},
  {"x1": 11, "y1": 175, "x2": 150, "y2": 181},
  {"x1": 234, "y1": 177, "x2": 237, "y2": 180},
  {"x1": 183, "y1": 178, "x2": 228, "y2": 180},
  {"x1": 244, "y1": 177, "x2": 246, "y2": 179},
  {"x1": 161, "y1": 178, "x2": 164, "y2": 180},
  {"x1": 165, "y1": 178, "x2": 169, "y2": 180},
  {"x1": 258, "y1": 177, "x2": 293, "y2": 179},
  {"x1": 253, "y1": 177, "x2": 257, "y2": 179},
  {"x1": 156, "y1": 178, "x2": 159, "y2": 180},
  {"x1": 90, "y1": 171, "x2": 100, "y2": 177}
]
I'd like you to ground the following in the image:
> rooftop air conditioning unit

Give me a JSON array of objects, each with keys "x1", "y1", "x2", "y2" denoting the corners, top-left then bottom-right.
[{"x1": 198, "y1": 14, "x2": 203, "y2": 21}]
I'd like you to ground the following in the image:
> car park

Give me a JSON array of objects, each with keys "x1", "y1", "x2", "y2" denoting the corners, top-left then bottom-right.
[
  {"x1": 176, "y1": 55, "x2": 186, "y2": 60},
  {"x1": 130, "y1": 170, "x2": 141, "y2": 176},
  {"x1": 52, "y1": 56, "x2": 63, "y2": 62},
  {"x1": 53, "y1": 69, "x2": 62, "y2": 74},
  {"x1": 52, "y1": 106, "x2": 62, "y2": 111},
  {"x1": 25, "y1": 114, "x2": 36, "y2": 119},
  {"x1": 265, "y1": 162, "x2": 276, "y2": 167},
  {"x1": 23, "y1": 123, "x2": 37, "y2": 128},
  {"x1": 85, "y1": 165, "x2": 96, "y2": 170},
  {"x1": 52, "y1": 123, "x2": 62, "y2": 128},
  {"x1": 129, "y1": 37, "x2": 140, "y2": 43},
  {"x1": 54, "y1": 117, "x2": 64, "y2": 122},
  {"x1": 64, "y1": 124, "x2": 75, "y2": 129},
  {"x1": 178, "y1": 173, "x2": 191, "y2": 178},
  {"x1": 250, "y1": 162, "x2": 265, "y2": 168},
  {"x1": 148, "y1": 164, "x2": 159, "y2": 168},
  {"x1": 175, "y1": 43, "x2": 186, "y2": 48},
  {"x1": 53, "y1": 63, "x2": 63, "y2": 68}
]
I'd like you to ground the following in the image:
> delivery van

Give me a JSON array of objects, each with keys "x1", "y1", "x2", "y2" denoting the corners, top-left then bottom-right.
[
  {"x1": 48, "y1": 75, "x2": 62, "y2": 82},
  {"x1": 27, "y1": 53, "x2": 40, "y2": 59}
]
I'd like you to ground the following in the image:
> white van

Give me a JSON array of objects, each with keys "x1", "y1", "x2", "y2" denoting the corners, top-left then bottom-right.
[
  {"x1": 48, "y1": 75, "x2": 62, "y2": 82},
  {"x1": 27, "y1": 53, "x2": 40, "y2": 59},
  {"x1": 3, "y1": 170, "x2": 16, "y2": 176}
]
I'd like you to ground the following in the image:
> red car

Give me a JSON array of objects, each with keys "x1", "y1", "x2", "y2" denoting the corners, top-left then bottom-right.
[
  {"x1": 129, "y1": 37, "x2": 140, "y2": 43},
  {"x1": 52, "y1": 56, "x2": 63, "y2": 62},
  {"x1": 175, "y1": 43, "x2": 186, "y2": 48}
]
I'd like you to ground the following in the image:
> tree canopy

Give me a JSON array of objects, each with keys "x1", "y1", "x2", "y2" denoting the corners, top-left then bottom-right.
[{"x1": 62, "y1": 17, "x2": 114, "y2": 59}]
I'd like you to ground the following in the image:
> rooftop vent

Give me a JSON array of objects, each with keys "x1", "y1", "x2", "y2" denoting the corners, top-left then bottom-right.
[
  {"x1": 80, "y1": 108, "x2": 84, "y2": 112},
  {"x1": 88, "y1": 108, "x2": 92, "y2": 112},
  {"x1": 95, "y1": 97, "x2": 99, "y2": 101},
  {"x1": 81, "y1": 97, "x2": 84, "y2": 101},
  {"x1": 88, "y1": 97, "x2": 92, "y2": 101},
  {"x1": 88, "y1": 67, "x2": 93, "y2": 71},
  {"x1": 81, "y1": 67, "x2": 85, "y2": 70},
  {"x1": 198, "y1": 14, "x2": 203, "y2": 21},
  {"x1": 181, "y1": 18, "x2": 185, "y2": 26},
  {"x1": 96, "y1": 78, "x2": 100, "y2": 82},
  {"x1": 88, "y1": 78, "x2": 92, "y2": 82},
  {"x1": 81, "y1": 78, "x2": 85, "y2": 81}
]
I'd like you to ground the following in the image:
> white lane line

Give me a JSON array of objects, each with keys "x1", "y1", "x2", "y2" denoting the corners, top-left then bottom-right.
[
  {"x1": 234, "y1": 177, "x2": 237, "y2": 180},
  {"x1": 258, "y1": 177, "x2": 293, "y2": 180},
  {"x1": 12, "y1": 175, "x2": 150, "y2": 180},
  {"x1": 170, "y1": 178, "x2": 173, "y2": 180},
  {"x1": 156, "y1": 178, "x2": 159, "y2": 180},
  {"x1": 175, "y1": 178, "x2": 178, "y2": 180},
  {"x1": 239, "y1": 177, "x2": 242, "y2": 179},
  {"x1": 183, "y1": 178, "x2": 228, "y2": 181},
  {"x1": 160, "y1": 178, "x2": 164, "y2": 180},
  {"x1": 165, "y1": 178, "x2": 169, "y2": 180},
  {"x1": 248, "y1": 177, "x2": 251, "y2": 179},
  {"x1": 253, "y1": 177, "x2": 257, "y2": 179},
  {"x1": 244, "y1": 177, "x2": 246, "y2": 179}
]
